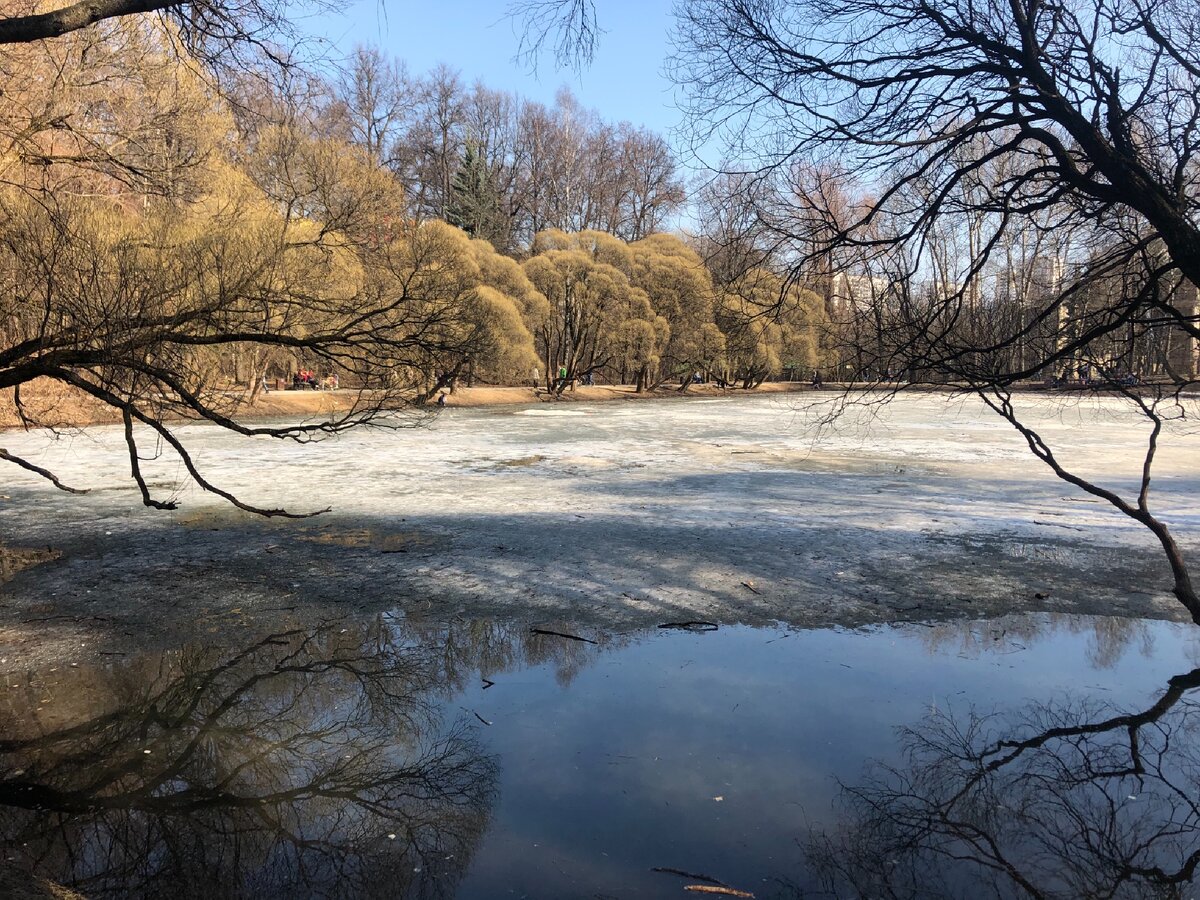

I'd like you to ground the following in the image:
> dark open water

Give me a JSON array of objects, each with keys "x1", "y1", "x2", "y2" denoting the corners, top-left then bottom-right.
[{"x1": 2, "y1": 612, "x2": 1197, "y2": 898}]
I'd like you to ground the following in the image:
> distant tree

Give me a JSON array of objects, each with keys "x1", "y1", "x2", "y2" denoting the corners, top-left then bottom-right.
[
  {"x1": 716, "y1": 268, "x2": 826, "y2": 389},
  {"x1": 461, "y1": 83, "x2": 525, "y2": 253},
  {"x1": 629, "y1": 234, "x2": 721, "y2": 389},
  {"x1": 334, "y1": 45, "x2": 408, "y2": 164},
  {"x1": 523, "y1": 230, "x2": 661, "y2": 392},
  {"x1": 689, "y1": 172, "x2": 784, "y2": 290},
  {"x1": 389, "y1": 220, "x2": 540, "y2": 399},
  {"x1": 612, "y1": 126, "x2": 687, "y2": 241},
  {"x1": 386, "y1": 64, "x2": 462, "y2": 223},
  {"x1": 470, "y1": 236, "x2": 552, "y2": 348}
]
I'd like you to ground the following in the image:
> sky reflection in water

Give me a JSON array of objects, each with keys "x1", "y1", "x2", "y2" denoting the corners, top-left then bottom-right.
[{"x1": 1, "y1": 613, "x2": 1197, "y2": 898}]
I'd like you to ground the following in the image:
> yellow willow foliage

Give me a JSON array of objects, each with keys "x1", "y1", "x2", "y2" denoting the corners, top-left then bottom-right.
[
  {"x1": 148, "y1": 165, "x2": 362, "y2": 339},
  {"x1": 248, "y1": 127, "x2": 407, "y2": 247},
  {"x1": 524, "y1": 241, "x2": 652, "y2": 327},
  {"x1": 612, "y1": 317, "x2": 662, "y2": 371},
  {"x1": 367, "y1": 220, "x2": 538, "y2": 381},
  {"x1": 629, "y1": 233, "x2": 716, "y2": 377},
  {"x1": 632, "y1": 232, "x2": 702, "y2": 265},
  {"x1": 469, "y1": 237, "x2": 551, "y2": 327},
  {"x1": 716, "y1": 268, "x2": 828, "y2": 380},
  {"x1": 0, "y1": 13, "x2": 233, "y2": 198},
  {"x1": 529, "y1": 228, "x2": 572, "y2": 254},
  {"x1": 0, "y1": 189, "x2": 167, "y2": 338},
  {"x1": 777, "y1": 284, "x2": 827, "y2": 372},
  {"x1": 523, "y1": 246, "x2": 661, "y2": 377},
  {"x1": 380, "y1": 219, "x2": 482, "y2": 303},
  {"x1": 532, "y1": 228, "x2": 633, "y2": 275},
  {"x1": 0, "y1": 154, "x2": 374, "y2": 399},
  {"x1": 715, "y1": 269, "x2": 781, "y2": 379},
  {"x1": 698, "y1": 321, "x2": 728, "y2": 363},
  {"x1": 471, "y1": 286, "x2": 541, "y2": 380},
  {"x1": 523, "y1": 249, "x2": 626, "y2": 316}
]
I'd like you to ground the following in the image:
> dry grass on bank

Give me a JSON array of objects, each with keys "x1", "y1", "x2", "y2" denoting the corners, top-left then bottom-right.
[{"x1": 0, "y1": 378, "x2": 819, "y2": 430}]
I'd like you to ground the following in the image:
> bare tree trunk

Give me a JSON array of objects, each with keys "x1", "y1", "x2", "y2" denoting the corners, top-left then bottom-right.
[
  {"x1": 980, "y1": 387, "x2": 1200, "y2": 625},
  {"x1": 1141, "y1": 514, "x2": 1200, "y2": 623}
]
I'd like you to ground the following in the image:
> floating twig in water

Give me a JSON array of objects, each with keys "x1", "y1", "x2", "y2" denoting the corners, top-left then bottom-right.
[
  {"x1": 461, "y1": 708, "x2": 492, "y2": 726},
  {"x1": 481, "y1": 677, "x2": 495, "y2": 689},
  {"x1": 651, "y1": 867, "x2": 727, "y2": 886},
  {"x1": 658, "y1": 621, "x2": 719, "y2": 632},
  {"x1": 740, "y1": 581, "x2": 761, "y2": 595},
  {"x1": 684, "y1": 886, "x2": 754, "y2": 897},
  {"x1": 530, "y1": 627, "x2": 597, "y2": 644}
]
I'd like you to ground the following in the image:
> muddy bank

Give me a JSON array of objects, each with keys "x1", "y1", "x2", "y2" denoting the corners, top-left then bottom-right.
[
  {"x1": 5, "y1": 377, "x2": 1192, "y2": 431},
  {"x1": 0, "y1": 377, "x2": 819, "y2": 430}
]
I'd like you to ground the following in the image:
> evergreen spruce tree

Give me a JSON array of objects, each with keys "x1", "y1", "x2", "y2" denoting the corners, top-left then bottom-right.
[{"x1": 447, "y1": 142, "x2": 503, "y2": 245}]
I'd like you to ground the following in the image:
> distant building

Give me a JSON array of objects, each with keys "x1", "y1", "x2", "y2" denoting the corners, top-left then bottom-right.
[
  {"x1": 1163, "y1": 279, "x2": 1199, "y2": 378},
  {"x1": 1050, "y1": 253, "x2": 1198, "y2": 381},
  {"x1": 824, "y1": 271, "x2": 900, "y2": 379}
]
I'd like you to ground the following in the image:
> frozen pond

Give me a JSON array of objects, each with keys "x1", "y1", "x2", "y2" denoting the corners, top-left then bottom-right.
[
  {"x1": 1, "y1": 612, "x2": 1199, "y2": 898},
  {"x1": 0, "y1": 392, "x2": 1197, "y2": 670}
]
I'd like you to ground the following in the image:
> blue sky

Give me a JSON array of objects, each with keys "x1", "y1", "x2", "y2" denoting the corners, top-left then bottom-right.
[{"x1": 304, "y1": 0, "x2": 681, "y2": 136}]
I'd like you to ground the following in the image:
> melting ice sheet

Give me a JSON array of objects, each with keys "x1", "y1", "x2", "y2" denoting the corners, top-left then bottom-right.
[{"x1": 1, "y1": 613, "x2": 1199, "y2": 899}]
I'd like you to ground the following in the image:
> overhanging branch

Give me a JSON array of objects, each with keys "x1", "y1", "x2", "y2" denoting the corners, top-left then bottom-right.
[
  {"x1": 0, "y1": 0, "x2": 177, "y2": 44},
  {"x1": 0, "y1": 448, "x2": 89, "y2": 494}
]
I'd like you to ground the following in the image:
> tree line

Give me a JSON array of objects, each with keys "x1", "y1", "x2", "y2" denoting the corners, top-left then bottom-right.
[
  {"x1": 0, "y1": 18, "x2": 831, "y2": 509},
  {"x1": 329, "y1": 50, "x2": 687, "y2": 252}
]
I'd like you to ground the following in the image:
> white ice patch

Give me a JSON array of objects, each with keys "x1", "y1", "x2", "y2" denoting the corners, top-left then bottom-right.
[{"x1": 514, "y1": 409, "x2": 592, "y2": 418}]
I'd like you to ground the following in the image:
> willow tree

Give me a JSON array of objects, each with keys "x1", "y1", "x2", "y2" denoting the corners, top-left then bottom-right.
[
  {"x1": 523, "y1": 230, "x2": 662, "y2": 391},
  {"x1": 470, "y1": 237, "x2": 552, "y2": 380},
  {"x1": 0, "y1": 20, "x2": 520, "y2": 514},
  {"x1": 713, "y1": 268, "x2": 827, "y2": 389},
  {"x1": 378, "y1": 220, "x2": 541, "y2": 399},
  {"x1": 629, "y1": 233, "x2": 724, "y2": 389}
]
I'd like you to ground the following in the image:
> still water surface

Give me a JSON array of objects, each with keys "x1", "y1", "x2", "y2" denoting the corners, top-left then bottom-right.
[{"x1": 1, "y1": 613, "x2": 1197, "y2": 898}]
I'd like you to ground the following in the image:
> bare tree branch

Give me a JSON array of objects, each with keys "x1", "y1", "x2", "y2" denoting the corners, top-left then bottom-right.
[{"x1": 0, "y1": 448, "x2": 89, "y2": 494}]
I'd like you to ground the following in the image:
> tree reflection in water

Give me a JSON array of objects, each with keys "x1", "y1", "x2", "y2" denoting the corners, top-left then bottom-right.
[
  {"x1": 0, "y1": 620, "x2": 514, "y2": 898},
  {"x1": 805, "y1": 666, "x2": 1200, "y2": 899}
]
